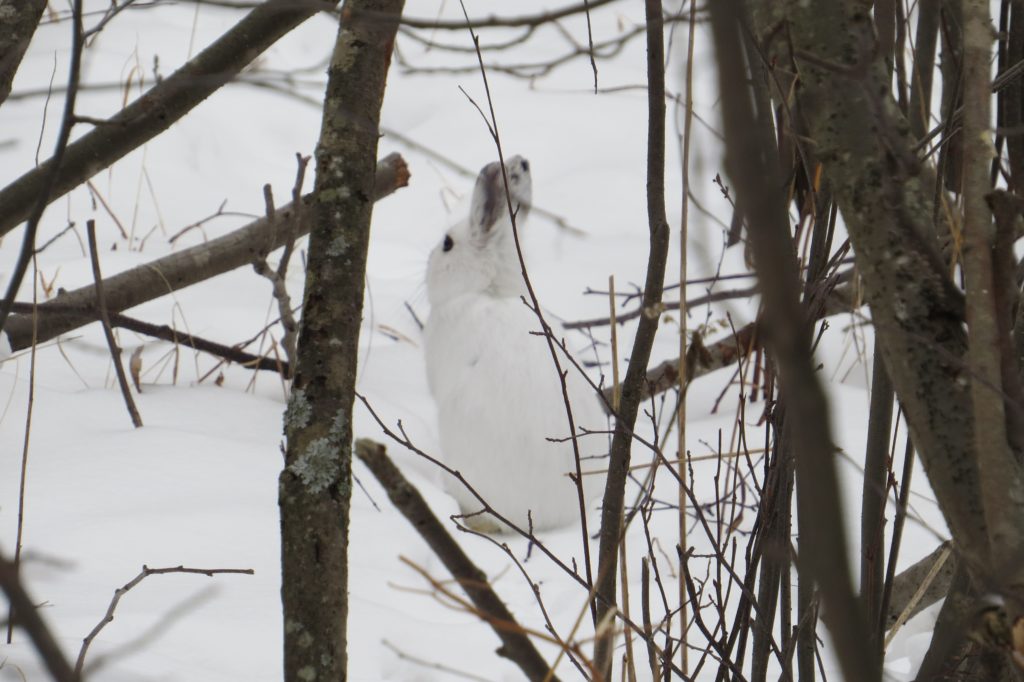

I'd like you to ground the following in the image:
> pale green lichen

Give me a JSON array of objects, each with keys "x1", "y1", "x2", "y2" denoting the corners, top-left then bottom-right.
[
  {"x1": 290, "y1": 438, "x2": 339, "y2": 493},
  {"x1": 297, "y1": 631, "x2": 314, "y2": 648},
  {"x1": 297, "y1": 665, "x2": 317, "y2": 681},
  {"x1": 318, "y1": 186, "x2": 352, "y2": 203},
  {"x1": 330, "y1": 29, "x2": 359, "y2": 72},
  {"x1": 329, "y1": 410, "x2": 348, "y2": 440},
  {"x1": 326, "y1": 234, "x2": 348, "y2": 257},
  {"x1": 284, "y1": 389, "x2": 312, "y2": 430}
]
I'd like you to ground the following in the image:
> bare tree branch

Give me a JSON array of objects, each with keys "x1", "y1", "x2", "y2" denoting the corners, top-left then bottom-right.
[
  {"x1": 0, "y1": 551, "x2": 75, "y2": 682},
  {"x1": 398, "y1": 0, "x2": 619, "y2": 30},
  {"x1": 711, "y1": 3, "x2": 878, "y2": 679},
  {"x1": 86, "y1": 219, "x2": 143, "y2": 427},
  {"x1": 1, "y1": 153, "x2": 408, "y2": 353},
  {"x1": 0, "y1": 0, "x2": 335, "y2": 240},
  {"x1": 74, "y1": 564, "x2": 253, "y2": 678},
  {"x1": 0, "y1": 0, "x2": 85, "y2": 337},
  {"x1": 354, "y1": 439, "x2": 562, "y2": 682},
  {"x1": 593, "y1": 1, "x2": 671, "y2": 674}
]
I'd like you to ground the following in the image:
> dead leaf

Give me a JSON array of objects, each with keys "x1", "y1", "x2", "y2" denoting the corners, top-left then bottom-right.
[{"x1": 129, "y1": 346, "x2": 143, "y2": 393}]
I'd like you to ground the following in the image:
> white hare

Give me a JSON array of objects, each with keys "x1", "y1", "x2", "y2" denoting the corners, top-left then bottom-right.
[{"x1": 423, "y1": 156, "x2": 607, "y2": 532}]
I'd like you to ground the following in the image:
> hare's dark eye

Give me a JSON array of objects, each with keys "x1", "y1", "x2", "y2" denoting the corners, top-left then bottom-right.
[
  {"x1": 521, "y1": 159, "x2": 529, "y2": 172},
  {"x1": 442, "y1": 235, "x2": 454, "y2": 252}
]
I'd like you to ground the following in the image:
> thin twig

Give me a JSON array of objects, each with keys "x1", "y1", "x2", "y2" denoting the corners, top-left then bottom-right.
[
  {"x1": 74, "y1": 565, "x2": 254, "y2": 677},
  {"x1": 6, "y1": 264, "x2": 40, "y2": 645},
  {"x1": 582, "y1": 0, "x2": 598, "y2": 92},
  {"x1": 0, "y1": 0, "x2": 85, "y2": 335},
  {"x1": 677, "y1": 1, "x2": 697, "y2": 672},
  {"x1": 456, "y1": 0, "x2": 597, "y2": 622},
  {"x1": 253, "y1": 183, "x2": 299, "y2": 376},
  {"x1": 86, "y1": 220, "x2": 143, "y2": 428},
  {"x1": 399, "y1": 0, "x2": 619, "y2": 30},
  {"x1": 381, "y1": 639, "x2": 491, "y2": 682},
  {"x1": 566, "y1": 286, "x2": 760, "y2": 329}
]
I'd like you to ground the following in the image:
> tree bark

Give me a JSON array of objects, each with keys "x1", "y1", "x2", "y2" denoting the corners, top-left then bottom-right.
[
  {"x1": 1, "y1": 154, "x2": 407, "y2": 352},
  {"x1": 592, "y1": 1, "x2": 671, "y2": 676},
  {"x1": 962, "y1": 0, "x2": 1024, "y2": 593},
  {"x1": 0, "y1": 0, "x2": 47, "y2": 109},
  {"x1": 279, "y1": 2, "x2": 403, "y2": 681},
  {"x1": 0, "y1": 0, "x2": 333, "y2": 240},
  {"x1": 748, "y1": 0, "x2": 992, "y2": 584},
  {"x1": 710, "y1": 3, "x2": 879, "y2": 679}
]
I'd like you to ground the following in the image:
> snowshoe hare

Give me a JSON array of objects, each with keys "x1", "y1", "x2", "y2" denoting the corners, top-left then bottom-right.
[{"x1": 424, "y1": 156, "x2": 607, "y2": 533}]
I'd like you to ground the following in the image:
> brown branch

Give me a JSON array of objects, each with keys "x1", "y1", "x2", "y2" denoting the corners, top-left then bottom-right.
[
  {"x1": 989, "y1": 190, "x2": 1024, "y2": 454},
  {"x1": 3, "y1": 301, "x2": 291, "y2": 373},
  {"x1": 1, "y1": 153, "x2": 408, "y2": 353},
  {"x1": 593, "y1": 1, "x2": 671, "y2": 675},
  {"x1": 86, "y1": 220, "x2": 143, "y2": 428},
  {"x1": 711, "y1": 2, "x2": 878, "y2": 679},
  {"x1": 0, "y1": 553, "x2": 75, "y2": 682},
  {"x1": 614, "y1": 318, "x2": 759, "y2": 408},
  {"x1": 880, "y1": 435, "x2": 916, "y2": 638},
  {"x1": 398, "y1": 0, "x2": 618, "y2": 29},
  {"x1": 74, "y1": 564, "x2": 254, "y2": 677},
  {"x1": 0, "y1": 0, "x2": 335, "y2": 240},
  {"x1": 354, "y1": 439, "x2": 561, "y2": 682},
  {"x1": 563, "y1": 285, "x2": 760, "y2": 330},
  {"x1": 908, "y1": 0, "x2": 941, "y2": 140},
  {"x1": 0, "y1": 0, "x2": 86, "y2": 338},
  {"x1": 4, "y1": 0, "x2": 85, "y2": 643},
  {"x1": 861, "y1": 340, "x2": 894, "y2": 649},
  {"x1": 253, "y1": 180, "x2": 301, "y2": 377}
]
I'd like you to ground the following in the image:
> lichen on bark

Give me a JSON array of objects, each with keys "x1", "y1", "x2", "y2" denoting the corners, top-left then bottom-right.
[{"x1": 278, "y1": 2, "x2": 404, "y2": 680}]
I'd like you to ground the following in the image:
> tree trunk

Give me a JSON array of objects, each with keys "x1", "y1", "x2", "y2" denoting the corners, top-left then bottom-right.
[
  {"x1": 279, "y1": 2, "x2": 403, "y2": 680},
  {"x1": 748, "y1": 0, "x2": 992, "y2": 591},
  {"x1": 709, "y1": 3, "x2": 879, "y2": 679},
  {"x1": 0, "y1": 0, "x2": 47, "y2": 108}
]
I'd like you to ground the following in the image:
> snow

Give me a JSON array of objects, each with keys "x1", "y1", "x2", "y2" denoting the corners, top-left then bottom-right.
[{"x1": 0, "y1": 2, "x2": 946, "y2": 680}]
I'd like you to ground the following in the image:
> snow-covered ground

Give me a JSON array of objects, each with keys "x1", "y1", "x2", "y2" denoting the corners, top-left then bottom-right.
[{"x1": 0, "y1": 2, "x2": 948, "y2": 680}]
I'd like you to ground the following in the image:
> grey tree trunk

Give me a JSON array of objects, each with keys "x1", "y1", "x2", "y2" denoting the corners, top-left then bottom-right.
[{"x1": 279, "y1": 2, "x2": 403, "y2": 680}]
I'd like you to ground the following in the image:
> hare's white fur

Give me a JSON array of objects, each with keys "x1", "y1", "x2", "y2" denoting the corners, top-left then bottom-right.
[{"x1": 423, "y1": 156, "x2": 606, "y2": 532}]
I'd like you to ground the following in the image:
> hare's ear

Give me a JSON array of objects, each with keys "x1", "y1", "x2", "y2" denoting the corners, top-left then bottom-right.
[{"x1": 469, "y1": 161, "x2": 504, "y2": 239}]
